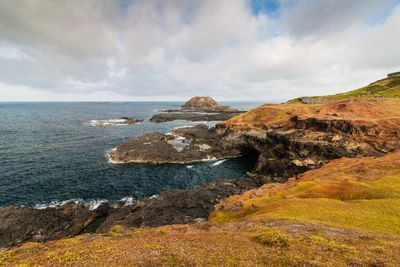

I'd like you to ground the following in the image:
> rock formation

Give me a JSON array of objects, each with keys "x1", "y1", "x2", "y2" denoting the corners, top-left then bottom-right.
[
  {"x1": 181, "y1": 96, "x2": 219, "y2": 109},
  {"x1": 149, "y1": 96, "x2": 244, "y2": 123},
  {"x1": 110, "y1": 124, "x2": 241, "y2": 164},
  {"x1": 216, "y1": 98, "x2": 400, "y2": 180}
]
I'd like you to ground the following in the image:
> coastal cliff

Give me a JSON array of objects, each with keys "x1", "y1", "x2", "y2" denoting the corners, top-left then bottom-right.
[{"x1": 2, "y1": 77, "x2": 400, "y2": 266}]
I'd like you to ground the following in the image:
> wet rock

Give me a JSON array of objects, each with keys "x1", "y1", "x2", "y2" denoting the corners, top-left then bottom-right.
[
  {"x1": 110, "y1": 125, "x2": 241, "y2": 164},
  {"x1": 0, "y1": 203, "x2": 111, "y2": 247}
]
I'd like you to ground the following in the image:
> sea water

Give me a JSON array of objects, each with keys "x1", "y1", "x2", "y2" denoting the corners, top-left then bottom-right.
[{"x1": 0, "y1": 102, "x2": 260, "y2": 207}]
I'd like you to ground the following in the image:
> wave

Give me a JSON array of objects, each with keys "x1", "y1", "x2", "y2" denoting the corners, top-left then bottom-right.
[
  {"x1": 201, "y1": 155, "x2": 218, "y2": 162},
  {"x1": 105, "y1": 148, "x2": 124, "y2": 164},
  {"x1": 33, "y1": 196, "x2": 142, "y2": 210},
  {"x1": 90, "y1": 119, "x2": 141, "y2": 127},
  {"x1": 34, "y1": 198, "x2": 108, "y2": 210},
  {"x1": 120, "y1": 196, "x2": 134, "y2": 206},
  {"x1": 211, "y1": 159, "x2": 227, "y2": 166},
  {"x1": 172, "y1": 125, "x2": 194, "y2": 130}
]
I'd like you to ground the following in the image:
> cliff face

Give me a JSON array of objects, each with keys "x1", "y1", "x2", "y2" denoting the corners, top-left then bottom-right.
[{"x1": 215, "y1": 98, "x2": 400, "y2": 180}]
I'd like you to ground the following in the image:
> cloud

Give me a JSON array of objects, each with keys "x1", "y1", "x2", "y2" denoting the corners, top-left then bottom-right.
[{"x1": 0, "y1": 0, "x2": 399, "y2": 101}]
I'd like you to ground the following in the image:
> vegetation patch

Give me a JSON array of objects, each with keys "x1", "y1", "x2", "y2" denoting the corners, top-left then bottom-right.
[
  {"x1": 288, "y1": 76, "x2": 400, "y2": 103},
  {"x1": 212, "y1": 152, "x2": 400, "y2": 235},
  {"x1": 0, "y1": 250, "x2": 14, "y2": 265},
  {"x1": 108, "y1": 224, "x2": 125, "y2": 237},
  {"x1": 253, "y1": 228, "x2": 290, "y2": 248},
  {"x1": 310, "y1": 236, "x2": 357, "y2": 254}
]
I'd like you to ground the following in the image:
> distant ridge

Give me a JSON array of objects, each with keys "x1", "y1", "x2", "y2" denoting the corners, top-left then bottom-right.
[{"x1": 289, "y1": 75, "x2": 400, "y2": 104}]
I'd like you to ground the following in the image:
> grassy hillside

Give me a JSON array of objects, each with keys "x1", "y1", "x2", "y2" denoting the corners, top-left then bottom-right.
[
  {"x1": 289, "y1": 75, "x2": 400, "y2": 104},
  {"x1": 3, "y1": 149, "x2": 400, "y2": 266},
  {"x1": 211, "y1": 151, "x2": 400, "y2": 236},
  {"x1": 2, "y1": 219, "x2": 400, "y2": 266}
]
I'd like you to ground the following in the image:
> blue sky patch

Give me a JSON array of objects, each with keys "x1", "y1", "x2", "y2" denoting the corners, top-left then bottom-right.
[{"x1": 249, "y1": 0, "x2": 280, "y2": 16}]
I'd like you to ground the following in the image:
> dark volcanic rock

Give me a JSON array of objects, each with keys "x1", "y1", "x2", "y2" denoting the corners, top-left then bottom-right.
[
  {"x1": 0, "y1": 174, "x2": 270, "y2": 247},
  {"x1": 119, "y1": 175, "x2": 269, "y2": 227},
  {"x1": 110, "y1": 125, "x2": 241, "y2": 164},
  {"x1": 0, "y1": 203, "x2": 111, "y2": 247}
]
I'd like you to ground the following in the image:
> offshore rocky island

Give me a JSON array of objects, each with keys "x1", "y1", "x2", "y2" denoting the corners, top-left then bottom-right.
[{"x1": 2, "y1": 75, "x2": 400, "y2": 265}]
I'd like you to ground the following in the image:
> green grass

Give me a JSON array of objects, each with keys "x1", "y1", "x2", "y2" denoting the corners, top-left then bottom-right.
[
  {"x1": 253, "y1": 229, "x2": 290, "y2": 248},
  {"x1": 212, "y1": 153, "x2": 400, "y2": 236},
  {"x1": 289, "y1": 76, "x2": 400, "y2": 103}
]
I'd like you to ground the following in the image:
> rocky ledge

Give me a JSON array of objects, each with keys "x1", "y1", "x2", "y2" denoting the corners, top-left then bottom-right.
[
  {"x1": 93, "y1": 117, "x2": 143, "y2": 126},
  {"x1": 150, "y1": 96, "x2": 244, "y2": 123},
  {"x1": 109, "y1": 124, "x2": 241, "y2": 164}
]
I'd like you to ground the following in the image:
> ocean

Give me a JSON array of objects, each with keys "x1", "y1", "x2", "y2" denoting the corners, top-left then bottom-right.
[{"x1": 0, "y1": 102, "x2": 260, "y2": 208}]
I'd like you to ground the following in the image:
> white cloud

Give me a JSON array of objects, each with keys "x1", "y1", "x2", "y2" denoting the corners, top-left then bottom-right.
[{"x1": 0, "y1": 0, "x2": 399, "y2": 101}]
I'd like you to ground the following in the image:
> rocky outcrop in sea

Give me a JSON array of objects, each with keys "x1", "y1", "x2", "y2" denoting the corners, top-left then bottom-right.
[{"x1": 150, "y1": 96, "x2": 244, "y2": 122}]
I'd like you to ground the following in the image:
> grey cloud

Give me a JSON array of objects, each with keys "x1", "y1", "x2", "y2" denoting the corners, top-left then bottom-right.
[
  {"x1": 281, "y1": 0, "x2": 394, "y2": 37},
  {"x1": 0, "y1": 0, "x2": 399, "y2": 101}
]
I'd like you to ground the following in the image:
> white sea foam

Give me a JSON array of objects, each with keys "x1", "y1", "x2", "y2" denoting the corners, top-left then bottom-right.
[
  {"x1": 90, "y1": 118, "x2": 140, "y2": 126},
  {"x1": 202, "y1": 155, "x2": 218, "y2": 162},
  {"x1": 211, "y1": 159, "x2": 227, "y2": 166},
  {"x1": 172, "y1": 125, "x2": 194, "y2": 130},
  {"x1": 106, "y1": 148, "x2": 123, "y2": 164},
  {"x1": 166, "y1": 134, "x2": 189, "y2": 152},
  {"x1": 186, "y1": 165, "x2": 194, "y2": 169},
  {"x1": 85, "y1": 199, "x2": 108, "y2": 210},
  {"x1": 120, "y1": 196, "x2": 134, "y2": 206},
  {"x1": 34, "y1": 198, "x2": 108, "y2": 210}
]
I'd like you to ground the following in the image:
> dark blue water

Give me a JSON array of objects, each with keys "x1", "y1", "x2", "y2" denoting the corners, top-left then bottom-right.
[{"x1": 0, "y1": 102, "x2": 259, "y2": 207}]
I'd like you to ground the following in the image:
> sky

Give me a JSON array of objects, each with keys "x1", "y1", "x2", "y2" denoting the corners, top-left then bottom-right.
[{"x1": 0, "y1": 0, "x2": 399, "y2": 102}]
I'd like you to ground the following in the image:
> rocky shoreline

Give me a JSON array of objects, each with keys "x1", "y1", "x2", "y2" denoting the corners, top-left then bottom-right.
[
  {"x1": 0, "y1": 173, "x2": 269, "y2": 247},
  {"x1": 2, "y1": 98, "x2": 400, "y2": 248}
]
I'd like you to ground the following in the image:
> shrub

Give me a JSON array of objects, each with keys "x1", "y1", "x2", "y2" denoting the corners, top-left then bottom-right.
[
  {"x1": 253, "y1": 228, "x2": 290, "y2": 248},
  {"x1": 108, "y1": 225, "x2": 124, "y2": 237}
]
